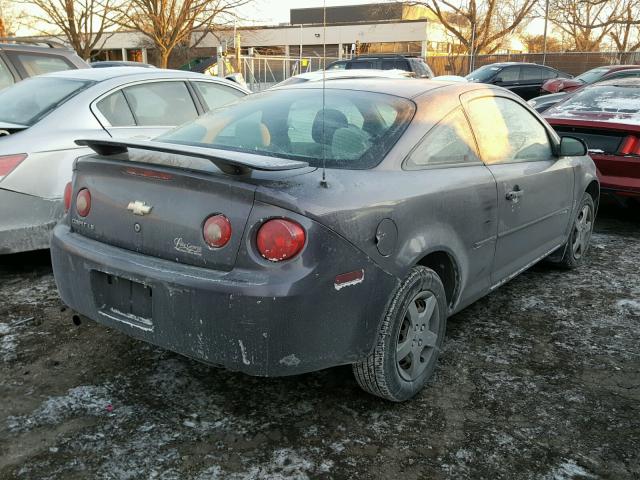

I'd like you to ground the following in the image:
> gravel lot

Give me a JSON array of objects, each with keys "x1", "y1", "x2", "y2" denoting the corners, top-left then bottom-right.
[{"x1": 1, "y1": 203, "x2": 638, "y2": 480}]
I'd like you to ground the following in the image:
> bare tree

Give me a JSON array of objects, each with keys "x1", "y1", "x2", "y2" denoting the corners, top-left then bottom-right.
[
  {"x1": 522, "y1": 33, "x2": 563, "y2": 53},
  {"x1": 23, "y1": 0, "x2": 121, "y2": 59},
  {"x1": 608, "y1": 0, "x2": 640, "y2": 52},
  {"x1": 113, "y1": 0, "x2": 251, "y2": 69},
  {"x1": 548, "y1": 0, "x2": 621, "y2": 52},
  {"x1": 410, "y1": 0, "x2": 538, "y2": 54},
  {"x1": 0, "y1": 0, "x2": 19, "y2": 37}
]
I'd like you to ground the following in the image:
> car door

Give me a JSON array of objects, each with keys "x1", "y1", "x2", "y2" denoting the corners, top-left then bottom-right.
[
  {"x1": 492, "y1": 66, "x2": 521, "y2": 92},
  {"x1": 92, "y1": 80, "x2": 201, "y2": 140},
  {"x1": 404, "y1": 106, "x2": 498, "y2": 305},
  {"x1": 463, "y1": 93, "x2": 574, "y2": 287},
  {"x1": 518, "y1": 66, "x2": 543, "y2": 100}
]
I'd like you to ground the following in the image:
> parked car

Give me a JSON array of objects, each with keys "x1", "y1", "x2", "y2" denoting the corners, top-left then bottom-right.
[
  {"x1": 0, "y1": 38, "x2": 88, "y2": 91},
  {"x1": 274, "y1": 68, "x2": 414, "y2": 87},
  {"x1": 51, "y1": 79, "x2": 598, "y2": 401},
  {"x1": 529, "y1": 68, "x2": 640, "y2": 113},
  {"x1": 0, "y1": 67, "x2": 249, "y2": 254},
  {"x1": 545, "y1": 78, "x2": 640, "y2": 202},
  {"x1": 466, "y1": 62, "x2": 571, "y2": 100},
  {"x1": 541, "y1": 64, "x2": 639, "y2": 94},
  {"x1": 91, "y1": 61, "x2": 156, "y2": 68},
  {"x1": 326, "y1": 54, "x2": 434, "y2": 78}
]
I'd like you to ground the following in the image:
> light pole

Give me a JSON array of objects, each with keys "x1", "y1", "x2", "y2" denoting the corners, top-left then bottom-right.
[
  {"x1": 469, "y1": 20, "x2": 476, "y2": 74},
  {"x1": 542, "y1": 0, "x2": 549, "y2": 65}
]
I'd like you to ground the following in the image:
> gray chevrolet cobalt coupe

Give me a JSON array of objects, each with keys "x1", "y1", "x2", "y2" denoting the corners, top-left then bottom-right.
[{"x1": 51, "y1": 79, "x2": 599, "y2": 401}]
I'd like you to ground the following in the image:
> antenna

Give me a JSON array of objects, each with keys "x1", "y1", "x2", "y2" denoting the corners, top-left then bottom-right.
[{"x1": 320, "y1": 0, "x2": 328, "y2": 188}]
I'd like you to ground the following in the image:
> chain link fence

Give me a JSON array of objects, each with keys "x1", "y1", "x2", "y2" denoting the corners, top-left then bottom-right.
[
  {"x1": 232, "y1": 51, "x2": 640, "y2": 91},
  {"x1": 427, "y1": 51, "x2": 640, "y2": 77},
  {"x1": 237, "y1": 56, "x2": 341, "y2": 91}
]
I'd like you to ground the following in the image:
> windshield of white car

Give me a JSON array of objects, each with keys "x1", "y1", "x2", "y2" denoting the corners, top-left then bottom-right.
[
  {"x1": 0, "y1": 77, "x2": 94, "y2": 126},
  {"x1": 158, "y1": 88, "x2": 415, "y2": 169}
]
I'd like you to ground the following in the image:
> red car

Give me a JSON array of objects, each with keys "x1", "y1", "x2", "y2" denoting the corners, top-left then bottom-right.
[
  {"x1": 542, "y1": 65, "x2": 639, "y2": 94},
  {"x1": 544, "y1": 78, "x2": 640, "y2": 200}
]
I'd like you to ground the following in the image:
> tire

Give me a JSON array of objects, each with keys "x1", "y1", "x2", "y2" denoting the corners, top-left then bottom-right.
[
  {"x1": 352, "y1": 266, "x2": 448, "y2": 402},
  {"x1": 554, "y1": 192, "x2": 595, "y2": 269}
]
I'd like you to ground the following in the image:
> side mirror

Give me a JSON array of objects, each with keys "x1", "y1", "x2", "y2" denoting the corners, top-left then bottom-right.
[
  {"x1": 493, "y1": 77, "x2": 503, "y2": 84},
  {"x1": 559, "y1": 136, "x2": 587, "y2": 156}
]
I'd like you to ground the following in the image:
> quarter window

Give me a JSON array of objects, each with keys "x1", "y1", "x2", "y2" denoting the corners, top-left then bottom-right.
[
  {"x1": 466, "y1": 96, "x2": 552, "y2": 164},
  {"x1": 0, "y1": 57, "x2": 14, "y2": 90},
  {"x1": 96, "y1": 90, "x2": 135, "y2": 127},
  {"x1": 193, "y1": 82, "x2": 244, "y2": 111},
  {"x1": 123, "y1": 81, "x2": 198, "y2": 126},
  {"x1": 406, "y1": 108, "x2": 479, "y2": 168}
]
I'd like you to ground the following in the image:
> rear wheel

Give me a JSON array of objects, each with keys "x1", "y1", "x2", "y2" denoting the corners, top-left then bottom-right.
[
  {"x1": 554, "y1": 192, "x2": 595, "y2": 269},
  {"x1": 352, "y1": 266, "x2": 447, "y2": 402}
]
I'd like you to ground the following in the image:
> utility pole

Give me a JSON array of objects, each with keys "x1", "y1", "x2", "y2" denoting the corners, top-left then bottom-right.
[
  {"x1": 542, "y1": 0, "x2": 549, "y2": 65},
  {"x1": 469, "y1": 20, "x2": 476, "y2": 74}
]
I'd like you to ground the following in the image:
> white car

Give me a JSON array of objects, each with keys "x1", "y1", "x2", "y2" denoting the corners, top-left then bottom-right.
[
  {"x1": 274, "y1": 68, "x2": 415, "y2": 87},
  {"x1": 0, "y1": 67, "x2": 249, "y2": 254}
]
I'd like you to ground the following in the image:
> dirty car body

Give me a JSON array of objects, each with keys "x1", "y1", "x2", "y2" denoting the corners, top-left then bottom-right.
[{"x1": 51, "y1": 79, "x2": 599, "y2": 400}]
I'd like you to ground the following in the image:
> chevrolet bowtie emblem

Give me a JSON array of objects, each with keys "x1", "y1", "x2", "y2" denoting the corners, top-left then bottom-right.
[{"x1": 127, "y1": 201, "x2": 153, "y2": 216}]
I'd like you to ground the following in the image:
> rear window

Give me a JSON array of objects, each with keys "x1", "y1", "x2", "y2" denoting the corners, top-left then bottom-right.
[
  {"x1": 158, "y1": 88, "x2": 415, "y2": 169},
  {"x1": 546, "y1": 84, "x2": 640, "y2": 122},
  {"x1": 0, "y1": 76, "x2": 93, "y2": 126}
]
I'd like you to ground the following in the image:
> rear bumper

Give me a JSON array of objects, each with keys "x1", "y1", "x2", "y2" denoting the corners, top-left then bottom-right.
[
  {"x1": 51, "y1": 224, "x2": 399, "y2": 376},
  {"x1": 592, "y1": 155, "x2": 640, "y2": 197},
  {"x1": 0, "y1": 188, "x2": 63, "y2": 254}
]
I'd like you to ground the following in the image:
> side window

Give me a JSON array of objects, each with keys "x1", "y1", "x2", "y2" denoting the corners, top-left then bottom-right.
[
  {"x1": 466, "y1": 96, "x2": 552, "y2": 164},
  {"x1": 498, "y1": 67, "x2": 520, "y2": 82},
  {"x1": 347, "y1": 61, "x2": 375, "y2": 70},
  {"x1": 541, "y1": 68, "x2": 558, "y2": 80},
  {"x1": 521, "y1": 66, "x2": 542, "y2": 82},
  {"x1": 382, "y1": 59, "x2": 410, "y2": 71},
  {"x1": 0, "y1": 57, "x2": 14, "y2": 90},
  {"x1": 193, "y1": 82, "x2": 244, "y2": 111},
  {"x1": 406, "y1": 108, "x2": 479, "y2": 168},
  {"x1": 123, "y1": 81, "x2": 198, "y2": 126},
  {"x1": 96, "y1": 90, "x2": 135, "y2": 127},
  {"x1": 11, "y1": 53, "x2": 74, "y2": 76}
]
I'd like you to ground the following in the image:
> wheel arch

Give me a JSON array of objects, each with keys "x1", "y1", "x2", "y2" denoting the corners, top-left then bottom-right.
[
  {"x1": 415, "y1": 249, "x2": 460, "y2": 310},
  {"x1": 585, "y1": 179, "x2": 600, "y2": 215}
]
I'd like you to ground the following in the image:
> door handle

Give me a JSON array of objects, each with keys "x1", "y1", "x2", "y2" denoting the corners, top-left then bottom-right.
[{"x1": 506, "y1": 187, "x2": 524, "y2": 201}]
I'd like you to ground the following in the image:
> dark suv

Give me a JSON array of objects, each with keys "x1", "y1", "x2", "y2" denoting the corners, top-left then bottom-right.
[
  {"x1": 0, "y1": 39, "x2": 88, "y2": 90},
  {"x1": 327, "y1": 54, "x2": 434, "y2": 78},
  {"x1": 466, "y1": 62, "x2": 571, "y2": 100}
]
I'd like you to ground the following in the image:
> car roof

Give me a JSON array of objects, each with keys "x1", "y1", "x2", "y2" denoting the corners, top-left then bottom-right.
[
  {"x1": 38, "y1": 66, "x2": 214, "y2": 82},
  {"x1": 295, "y1": 69, "x2": 412, "y2": 81},
  {"x1": 275, "y1": 77, "x2": 479, "y2": 99},
  {"x1": 486, "y1": 62, "x2": 550, "y2": 68}
]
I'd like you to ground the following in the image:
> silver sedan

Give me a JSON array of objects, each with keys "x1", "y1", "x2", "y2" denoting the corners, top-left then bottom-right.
[{"x1": 0, "y1": 67, "x2": 249, "y2": 254}]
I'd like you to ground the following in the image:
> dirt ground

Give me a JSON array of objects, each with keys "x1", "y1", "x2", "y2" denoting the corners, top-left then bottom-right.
[{"x1": 0, "y1": 203, "x2": 638, "y2": 480}]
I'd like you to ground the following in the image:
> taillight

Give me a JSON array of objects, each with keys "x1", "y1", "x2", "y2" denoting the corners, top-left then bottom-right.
[
  {"x1": 203, "y1": 214, "x2": 232, "y2": 248},
  {"x1": 76, "y1": 188, "x2": 91, "y2": 217},
  {"x1": 256, "y1": 219, "x2": 306, "y2": 262},
  {"x1": 0, "y1": 154, "x2": 27, "y2": 180},
  {"x1": 64, "y1": 182, "x2": 72, "y2": 212},
  {"x1": 619, "y1": 135, "x2": 640, "y2": 156}
]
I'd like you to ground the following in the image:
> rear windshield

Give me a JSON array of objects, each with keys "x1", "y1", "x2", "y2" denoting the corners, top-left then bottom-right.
[
  {"x1": 158, "y1": 88, "x2": 415, "y2": 169},
  {"x1": 0, "y1": 77, "x2": 93, "y2": 126}
]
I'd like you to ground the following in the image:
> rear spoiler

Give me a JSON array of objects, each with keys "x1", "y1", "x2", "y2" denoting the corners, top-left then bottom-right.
[{"x1": 75, "y1": 139, "x2": 309, "y2": 175}]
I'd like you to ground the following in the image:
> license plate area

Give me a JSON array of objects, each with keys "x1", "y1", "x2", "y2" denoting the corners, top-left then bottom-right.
[{"x1": 91, "y1": 271, "x2": 153, "y2": 331}]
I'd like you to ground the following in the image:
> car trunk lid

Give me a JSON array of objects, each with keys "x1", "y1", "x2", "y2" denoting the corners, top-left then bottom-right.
[{"x1": 70, "y1": 140, "x2": 309, "y2": 271}]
